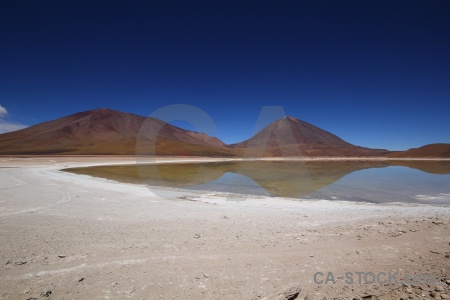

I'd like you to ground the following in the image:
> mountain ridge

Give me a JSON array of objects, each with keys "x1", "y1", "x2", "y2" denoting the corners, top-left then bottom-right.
[
  {"x1": 0, "y1": 108, "x2": 447, "y2": 157},
  {"x1": 0, "y1": 108, "x2": 232, "y2": 156},
  {"x1": 387, "y1": 143, "x2": 450, "y2": 158}
]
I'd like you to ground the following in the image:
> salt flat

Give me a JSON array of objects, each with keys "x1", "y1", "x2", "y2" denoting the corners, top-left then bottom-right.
[{"x1": 0, "y1": 156, "x2": 449, "y2": 299}]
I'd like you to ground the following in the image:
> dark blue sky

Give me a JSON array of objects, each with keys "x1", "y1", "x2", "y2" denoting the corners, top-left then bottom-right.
[{"x1": 0, "y1": 1, "x2": 449, "y2": 150}]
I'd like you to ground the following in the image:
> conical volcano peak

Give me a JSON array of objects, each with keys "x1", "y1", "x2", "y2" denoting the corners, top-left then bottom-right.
[
  {"x1": 269, "y1": 116, "x2": 308, "y2": 129},
  {"x1": 282, "y1": 116, "x2": 297, "y2": 121},
  {"x1": 276, "y1": 116, "x2": 303, "y2": 125},
  {"x1": 230, "y1": 115, "x2": 389, "y2": 157}
]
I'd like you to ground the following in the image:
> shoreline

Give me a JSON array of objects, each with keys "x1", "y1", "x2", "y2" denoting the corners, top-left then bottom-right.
[
  {"x1": 0, "y1": 156, "x2": 449, "y2": 299},
  {"x1": 2, "y1": 154, "x2": 450, "y2": 161},
  {"x1": 6, "y1": 155, "x2": 450, "y2": 207}
]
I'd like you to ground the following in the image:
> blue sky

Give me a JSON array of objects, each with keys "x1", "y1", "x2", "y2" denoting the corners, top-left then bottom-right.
[{"x1": 0, "y1": 1, "x2": 449, "y2": 150}]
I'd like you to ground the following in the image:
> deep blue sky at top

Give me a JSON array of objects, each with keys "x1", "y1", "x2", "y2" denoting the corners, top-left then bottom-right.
[{"x1": 0, "y1": 0, "x2": 449, "y2": 150}]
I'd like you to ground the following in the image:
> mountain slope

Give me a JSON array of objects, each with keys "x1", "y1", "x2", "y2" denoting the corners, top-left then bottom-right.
[
  {"x1": 387, "y1": 143, "x2": 450, "y2": 158},
  {"x1": 0, "y1": 108, "x2": 234, "y2": 156},
  {"x1": 229, "y1": 116, "x2": 389, "y2": 157}
]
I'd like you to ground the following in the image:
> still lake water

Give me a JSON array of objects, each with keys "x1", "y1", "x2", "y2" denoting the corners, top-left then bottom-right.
[{"x1": 64, "y1": 160, "x2": 450, "y2": 205}]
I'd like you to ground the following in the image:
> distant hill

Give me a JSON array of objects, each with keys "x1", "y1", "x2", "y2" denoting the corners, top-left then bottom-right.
[
  {"x1": 387, "y1": 143, "x2": 450, "y2": 158},
  {"x1": 229, "y1": 116, "x2": 390, "y2": 157},
  {"x1": 0, "y1": 108, "x2": 234, "y2": 156}
]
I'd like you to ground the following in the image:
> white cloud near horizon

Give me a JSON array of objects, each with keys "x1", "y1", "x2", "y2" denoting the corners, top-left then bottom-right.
[
  {"x1": 0, "y1": 105, "x2": 7, "y2": 117},
  {"x1": 0, "y1": 105, "x2": 28, "y2": 133}
]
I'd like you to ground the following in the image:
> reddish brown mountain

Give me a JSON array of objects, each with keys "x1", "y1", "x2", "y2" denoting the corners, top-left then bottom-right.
[
  {"x1": 229, "y1": 116, "x2": 390, "y2": 157},
  {"x1": 387, "y1": 143, "x2": 450, "y2": 158},
  {"x1": 5, "y1": 109, "x2": 447, "y2": 158},
  {"x1": 0, "y1": 108, "x2": 234, "y2": 156}
]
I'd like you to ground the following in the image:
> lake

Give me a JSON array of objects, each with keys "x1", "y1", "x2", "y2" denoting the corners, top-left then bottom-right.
[{"x1": 64, "y1": 160, "x2": 450, "y2": 204}]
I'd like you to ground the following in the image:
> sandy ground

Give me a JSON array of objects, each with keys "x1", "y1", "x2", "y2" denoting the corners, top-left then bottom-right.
[{"x1": 0, "y1": 156, "x2": 449, "y2": 300}]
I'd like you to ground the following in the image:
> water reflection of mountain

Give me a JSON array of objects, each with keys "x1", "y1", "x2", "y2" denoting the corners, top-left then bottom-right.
[
  {"x1": 64, "y1": 160, "x2": 450, "y2": 198},
  {"x1": 66, "y1": 160, "x2": 450, "y2": 197},
  {"x1": 226, "y1": 161, "x2": 388, "y2": 197},
  {"x1": 388, "y1": 160, "x2": 450, "y2": 174}
]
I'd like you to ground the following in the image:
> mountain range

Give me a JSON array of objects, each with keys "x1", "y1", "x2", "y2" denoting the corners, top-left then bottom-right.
[{"x1": 0, "y1": 108, "x2": 448, "y2": 158}]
